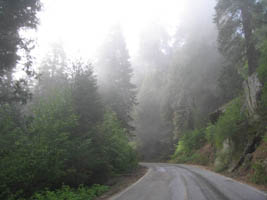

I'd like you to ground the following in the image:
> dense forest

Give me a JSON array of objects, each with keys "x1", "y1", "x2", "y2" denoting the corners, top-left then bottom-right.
[{"x1": 0, "y1": 0, "x2": 267, "y2": 199}]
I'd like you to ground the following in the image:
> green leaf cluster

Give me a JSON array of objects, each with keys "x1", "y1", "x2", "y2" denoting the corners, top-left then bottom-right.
[
  {"x1": 0, "y1": 65, "x2": 137, "y2": 199},
  {"x1": 29, "y1": 184, "x2": 109, "y2": 200},
  {"x1": 212, "y1": 97, "x2": 247, "y2": 149},
  {"x1": 251, "y1": 162, "x2": 267, "y2": 185},
  {"x1": 173, "y1": 128, "x2": 206, "y2": 159}
]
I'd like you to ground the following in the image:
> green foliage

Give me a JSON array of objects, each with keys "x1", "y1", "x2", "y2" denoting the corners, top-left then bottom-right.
[
  {"x1": 257, "y1": 41, "x2": 267, "y2": 84},
  {"x1": 251, "y1": 162, "x2": 267, "y2": 185},
  {"x1": 0, "y1": 104, "x2": 23, "y2": 154},
  {"x1": 205, "y1": 123, "x2": 216, "y2": 144},
  {"x1": 173, "y1": 128, "x2": 206, "y2": 160},
  {"x1": 0, "y1": 90, "x2": 78, "y2": 199},
  {"x1": 27, "y1": 89, "x2": 77, "y2": 184},
  {"x1": 264, "y1": 132, "x2": 267, "y2": 142},
  {"x1": 260, "y1": 85, "x2": 267, "y2": 115},
  {"x1": 215, "y1": 0, "x2": 259, "y2": 75},
  {"x1": 240, "y1": 62, "x2": 249, "y2": 80},
  {"x1": 30, "y1": 185, "x2": 109, "y2": 200},
  {"x1": 97, "y1": 111, "x2": 138, "y2": 173},
  {"x1": 0, "y1": 0, "x2": 42, "y2": 105},
  {"x1": 97, "y1": 26, "x2": 136, "y2": 131},
  {"x1": 213, "y1": 97, "x2": 247, "y2": 149},
  {"x1": 214, "y1": 151, "x2": 232, "y2": 172},
  {"x1": 190, "y1": 153, "x2": 209, "y2": 165},
  {"x1": 218, "y1": 62, "x2": 243, "y2": 102},
  {"x1": 172, "y1": 97, "x2": 250, "y2": 167},
  {"x1": 71, "y1": 62, "x2": 103, "y2": 130},
  {"x1": 172, "y1": 151, "x2": 209, "y2": 165},
  {"x1": 0, "y1": 87, "x2": 137, "y2": 199},
  {"x1": 172, "y1": 153, "x2": 192, "y2": 164},
  {"x1": 257, "y1": 39, "x2": 267, "y2": 118}
]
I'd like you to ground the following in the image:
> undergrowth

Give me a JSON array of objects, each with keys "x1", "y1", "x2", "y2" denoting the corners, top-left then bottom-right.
[
  {"x1": 8, "y1": 185, "x2": 109, "y2": 200},
  {"x1": 251, "y1": 163, "x2": 267, "y2": 185}
]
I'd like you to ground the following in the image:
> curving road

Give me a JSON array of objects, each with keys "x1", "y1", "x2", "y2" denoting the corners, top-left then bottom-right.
[{"x1": 110, "y1": 163, "x2": 267, "y2": 200}]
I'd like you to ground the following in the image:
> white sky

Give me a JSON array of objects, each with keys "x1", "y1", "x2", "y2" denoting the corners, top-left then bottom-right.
[{"x1": 33, "y1": 0, "x2": 185, "y2": 62}]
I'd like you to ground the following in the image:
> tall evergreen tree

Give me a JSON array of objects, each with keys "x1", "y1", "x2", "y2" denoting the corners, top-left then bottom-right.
[
  {"x1": 0, "y1": 0, "x2": 41, "y2": 104},
  {"x1": 214, "y1": 0, "x2": 259, "y2": 75},
  {"x1": 36, "y1": 43, "x2": 69, "y2": 98},
  {"x1": 71, "y1": 61, "x2": 103, "y2": 134},
  {"x1": 132, "y1": 23, "x2": 173, "y2": 160},
  {"x1": 97, "y1": 26, "x2": 136, "y2": 131}
]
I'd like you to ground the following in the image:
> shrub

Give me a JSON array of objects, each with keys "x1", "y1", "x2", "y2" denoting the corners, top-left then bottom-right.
[
  {"x1": 191, "y1": 153, "x2": 209, "y2": 165},
  {"x1": 97, "y1": 111, "x2": 138, "y2": 174},
  {"x1": 214, "y1": 151, "x2": 232, "y2": 172},
  {"x1": 0, "y1": 90, "x2": 78, "y2": 199},
  {"x1": 264, "y1": 132, "x2": 267, "y2": 142},
  {"x1": 213, "y1": 97, "x2": 247, "y2": 149},
  {"x1": 205, "y1": 123, "x2": 216, "y2": 144},
  {"x1": 172, "y1": 128, "x2": 206, "y2": 161},
  {"x1": 30, "y1": 184, "x2": 109, "y2": 200},
  {"x1": 251, "y1": 162, "x2": 267, "y2": 185}
]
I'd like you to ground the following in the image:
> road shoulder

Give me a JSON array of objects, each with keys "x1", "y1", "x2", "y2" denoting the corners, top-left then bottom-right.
[
  {"x1": 96, "y1": 165, "x2": 148, "y2": 200},
  {"x1": 184, "y1": 163, "x2": 267, "y2": 193}
]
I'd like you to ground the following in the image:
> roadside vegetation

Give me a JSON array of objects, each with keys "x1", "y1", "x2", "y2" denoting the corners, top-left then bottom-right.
[
  {"x1": 1, "y1": 0, "x2": 267, "y2": 199},
  {"x1": 0, "y1": 1, "x2": 137, "y2": 199},
  {"x1": 172, "y1": 39, "x2": 267, "y2": 186},
  {"x1": 0, "y1": 64, "x2": 138, "y2": 199}
]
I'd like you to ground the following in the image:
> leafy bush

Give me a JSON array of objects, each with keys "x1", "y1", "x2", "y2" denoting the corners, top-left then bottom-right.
[
  {"x1": 214, "y1": 146, "x2": 234, "y2": 172},
  {"x1": 30, "y1": 184, "x2": 109, "y2": 200},
  {"x1": 97, "y1": 111, "x2": 138, "y2": 173},
  {"x1": 205, "y1": 123, "x2": 216, "y2": 144},
  {"x1": 190, "y1": 153, "x2": 209, "y2": 165},
  {"x1": 0, "y1": 90, "x2": 78, "y2": 199},
  {"x1": 173, "y1": 128, "x2": 206, "y2": 160},
  {"x1": 172, "y1": 152, "x2": 209, "y2": 165},
  {"x1": 0, "y1": 66, "x2": 138, "y2": 199},
  {"x1": 251, "y1": 162, "x2": 267, "y2": 185},
  {"x1": 172, "y1": 153, "x2": 192, "y2": 163},
  {"x1": 213, "y1": 97, "x2": 247, "y2": 149},
  {"x1": 0, "y1": 104, "x2": 26, "y2": 199}
]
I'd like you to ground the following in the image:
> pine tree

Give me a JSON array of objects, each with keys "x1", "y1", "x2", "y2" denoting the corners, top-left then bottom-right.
[
  {"x1": 71, "y1": 61, "x2": 103, "y2": 133},
  {"x1": 97, "y1": 26, "x2": 136, "y2": 131},
  {"x1": 36, "y1": 43, "x2": 69, "y2": 97},
  {"x1": 214, "y1": 0, "x2": 259, "y2": 75}
]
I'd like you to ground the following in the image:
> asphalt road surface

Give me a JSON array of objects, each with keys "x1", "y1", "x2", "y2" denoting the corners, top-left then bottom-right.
[{"x1": 110, "y1": 163, "x2": 267, "y2": 200}]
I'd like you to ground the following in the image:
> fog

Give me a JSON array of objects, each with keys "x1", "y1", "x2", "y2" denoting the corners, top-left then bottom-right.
[
  {"x1": 34, "y1": 0, "x2": 184, "y2": 60},
  {"x1": 2, "y1": 0, "x2": 267, "y2": 197},
  {"x1": 131, "y1": 0, "x2": 221, "y2": 160},
  {"x1": 22, "y1": 0, "x2": 225, "y2": 160}
]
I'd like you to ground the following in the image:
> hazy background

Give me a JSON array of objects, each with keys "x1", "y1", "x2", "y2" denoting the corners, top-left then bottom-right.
[
  {"x1": 33, "y1": 0, "x2": 185, "y2": 60},
  {"x1": 29, "y1": 0, "x2": 222, "y2": 160}
]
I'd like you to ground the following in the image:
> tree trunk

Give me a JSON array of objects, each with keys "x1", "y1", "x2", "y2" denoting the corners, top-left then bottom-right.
[{"x1": 241, "y1": 4, "x2": 258, "y2": 75}]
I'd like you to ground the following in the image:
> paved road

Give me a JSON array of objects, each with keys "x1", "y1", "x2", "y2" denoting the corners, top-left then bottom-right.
[{"x1": 110, "y1": 163, "x2": 267, "y2": 200}]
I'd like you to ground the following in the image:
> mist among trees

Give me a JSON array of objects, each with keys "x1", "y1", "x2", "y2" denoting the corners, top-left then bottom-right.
[{"x1": 1, "y1": 0, "x2": 267, "y2": 199}]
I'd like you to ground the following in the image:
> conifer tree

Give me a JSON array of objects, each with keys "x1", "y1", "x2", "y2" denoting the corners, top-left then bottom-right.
[
  {"x1": 215, "y1": 0, "x2": 259, "y2": 74},
  {"x1": 97, "y1": 26, "x2": 136, "y2": 131},
  {"x1": 0, "y1": 0, "x2": 41, "y2": 104}
]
